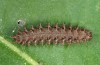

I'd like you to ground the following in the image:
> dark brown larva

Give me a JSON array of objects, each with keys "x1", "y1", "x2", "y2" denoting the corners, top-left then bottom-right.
[{"x1": 12, "y1": 23, "x2": 92, "y2": 46}]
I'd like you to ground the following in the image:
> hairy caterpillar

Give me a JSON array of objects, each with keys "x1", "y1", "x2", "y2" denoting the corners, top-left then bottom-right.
[{"x1": 12, "y1": 23, "x2": 92, "y2": 46}]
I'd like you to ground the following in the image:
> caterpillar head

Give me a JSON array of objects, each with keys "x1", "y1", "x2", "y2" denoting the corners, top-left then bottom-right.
[{"x1": 85, "y1": 30, "x2": 92, "y2": 40}]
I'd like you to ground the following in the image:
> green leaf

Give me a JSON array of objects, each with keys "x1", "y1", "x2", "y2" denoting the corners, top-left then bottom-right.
[{"x1": 0, "y1": 0, "x2": 100, "y2": 65}]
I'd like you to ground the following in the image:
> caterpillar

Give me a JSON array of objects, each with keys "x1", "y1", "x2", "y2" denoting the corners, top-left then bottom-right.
[{"x1": 12, "y1": 23, "x2": 92, "y2": 46}]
